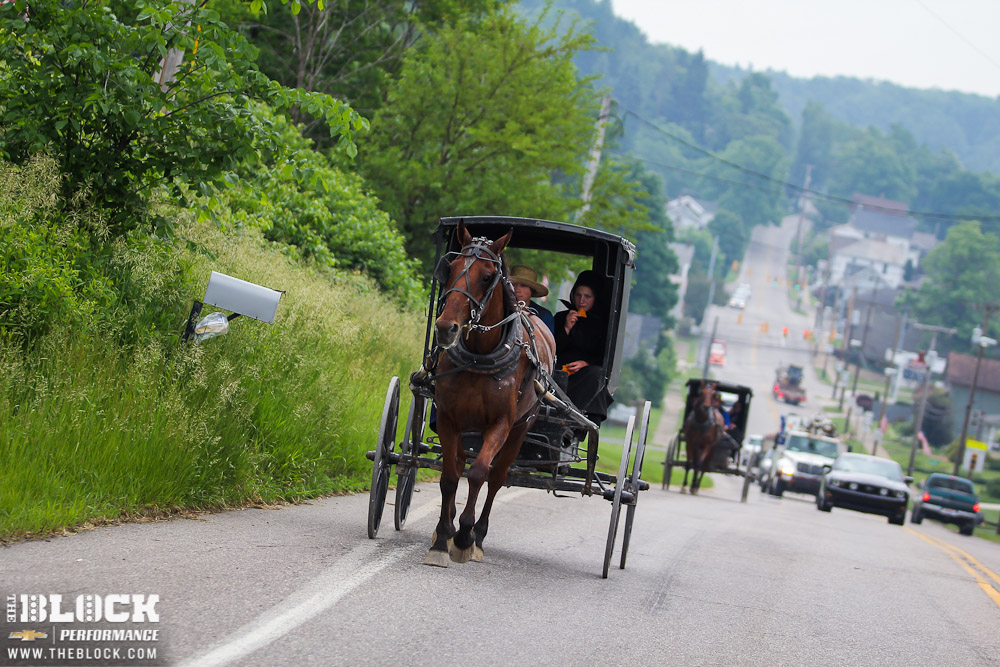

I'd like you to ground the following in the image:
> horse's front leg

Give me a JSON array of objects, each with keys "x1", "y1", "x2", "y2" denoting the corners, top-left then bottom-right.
[
  {"x1": 424, "y1": 426, "x2": 462, "y2": 568},
  {"x1": 451, "y1": 421, "x2": 509, "y2": 563},
  {"x1": 693, "y1": 447, "x2": 711, "y2": 494},
  {"x1": 471, "y1": 425, "x2": 528, "y2": 562}
]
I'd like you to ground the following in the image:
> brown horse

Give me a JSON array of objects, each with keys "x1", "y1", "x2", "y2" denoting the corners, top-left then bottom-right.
[
  {"x1": 682, "y1": 380, "x2": 724, "y2": 494},
  {"x1": 425, "y1": 222, "x2": 556, "y2": 567}
]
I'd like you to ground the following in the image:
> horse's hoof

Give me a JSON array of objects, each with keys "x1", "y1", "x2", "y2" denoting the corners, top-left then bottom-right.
[
  {"x1": 448, "y1": 538, "x2": 474, "y2": 564},
  {"x1": 471, "y1": 545, "x2": 484, "y2": 563},
  {"x1": 680, "y1": 488, "x2": 688, "y2": 494},
  {"x1": 423, "y1": 549, "x2": 450, "y2": 568}
]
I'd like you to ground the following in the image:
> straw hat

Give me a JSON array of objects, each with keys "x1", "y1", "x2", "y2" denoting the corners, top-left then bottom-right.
[{"x1": 509, "y1": 265, "x2": 548, "y2": 298}]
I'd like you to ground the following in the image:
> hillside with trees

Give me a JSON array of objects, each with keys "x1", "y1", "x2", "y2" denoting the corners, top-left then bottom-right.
[{"x1": 519, "y1": 0, "x2": 1000, "y2": 322}]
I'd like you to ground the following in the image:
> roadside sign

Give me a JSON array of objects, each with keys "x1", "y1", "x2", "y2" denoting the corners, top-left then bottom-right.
[{"x1": 964, "y1": 439, "x2": 987, "y2": 474}]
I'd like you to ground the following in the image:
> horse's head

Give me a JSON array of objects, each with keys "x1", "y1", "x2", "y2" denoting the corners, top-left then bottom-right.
[
  {"x1": 434, "y1": 221, "x2": 512, "y2": 350},
  {"x1": 698, "y1": 381, "x2": 717, "y2": 409}
]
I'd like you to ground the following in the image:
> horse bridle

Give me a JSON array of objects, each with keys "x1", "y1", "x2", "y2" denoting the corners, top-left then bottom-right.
[
  {"x1": 435, "y1": 238, "x2": 513, "y2": 333},
  {"x1": 690, "y1": 386, "x2": 718, "y2": 432}
]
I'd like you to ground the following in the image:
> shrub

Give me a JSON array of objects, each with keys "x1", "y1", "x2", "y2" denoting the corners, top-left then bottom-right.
[
  {"x1": 204, "y1": 108, "x2": 422, "y2": 304},
  {"x1": 0, "y1": 156, "x2": 193, "y2": 345}
]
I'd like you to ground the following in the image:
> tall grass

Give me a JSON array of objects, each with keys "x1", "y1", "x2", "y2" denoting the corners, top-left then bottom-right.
[{"x1": 0, "y1": 219, "x2": 424, "y2": 542}]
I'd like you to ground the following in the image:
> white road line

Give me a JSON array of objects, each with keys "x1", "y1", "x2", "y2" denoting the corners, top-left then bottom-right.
[{"x1": 181, "y1": 486, "x2": 531, "y2": 667}]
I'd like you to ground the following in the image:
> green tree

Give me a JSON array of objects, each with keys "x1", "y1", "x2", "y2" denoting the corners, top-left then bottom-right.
[
  {"x1": 613, "y1": 160, "x2": 678, "y2": 324},
  {"x1": 671, "y1": 50, "x2": 708, "y2": 142},
  {"x1": 707, "y1": 73, "x2": 792, "y2": 150},
  {"x1": 358, "y1": 6, "x2": 607, "y2": 266},
  {"x1": 826, "y1": 127, "x2": 916, "y2": 204},
  {"x1": 790, "y1": 100, "x2": 839, "y2": 193},
  {"x1": 0, "y1": 0, "x2": 364, "y2": 235},
  {"x1": 920, "y1": 388, "x2": 954, "y2": 449},
  {"x1": 907, "y1": 221, "x2": 1000, "y2": 341},
  {"x1": 700, "y1": 135, "x2": 789, "y2": 228},
  {"x1": 214, "y1": 0, "x2": 502, "y2": 140},
  {"x1": 707, "y1": 209, "x2": 746, "y2": 269}
]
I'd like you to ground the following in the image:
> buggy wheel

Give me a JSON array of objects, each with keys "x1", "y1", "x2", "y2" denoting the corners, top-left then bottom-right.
[
  {"x1": 603, "y1": 415, "x2": 635, "y2": 579},
  {"x1": 620, "y1": 401, "x2": 651, "y2": 570},
  {"x1": 394, "y1": 394, "x2": 424, "y2": 531},
  {"x1": 368, "y1": 377, "x2": 400, "y2": 539},
  {"x1": 663, "y1": 434, "x2": 678, "y2": 490},
  {"x1": 740, "y1": 453, "x2": 753, "y2": 503}
]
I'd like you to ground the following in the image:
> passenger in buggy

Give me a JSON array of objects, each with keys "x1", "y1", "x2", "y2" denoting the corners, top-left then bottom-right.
[
  {"x1": 510, "y1": 265, "x2": 555, "y2": 334},
  {"x1": 554, "y1": 270, "x2": 613, "y2": 425},
  {"x1": 713, "y1": 393, "x2": 742, "y2": 465}
]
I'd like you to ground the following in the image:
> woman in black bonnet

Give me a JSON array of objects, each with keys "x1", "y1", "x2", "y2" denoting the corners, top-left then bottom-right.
[{"x1": 554, "y1": 270, "x2": 613, "y2": 425}]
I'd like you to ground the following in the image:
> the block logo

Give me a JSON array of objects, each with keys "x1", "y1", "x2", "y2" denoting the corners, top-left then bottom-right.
[{"x1": 10, "y1": 594, "x2": 159, "y2": 623}]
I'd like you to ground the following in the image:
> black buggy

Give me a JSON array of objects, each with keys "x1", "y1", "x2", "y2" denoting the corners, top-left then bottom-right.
[
  {"x1": 366, "y1": 216, "x2": 652, "y2": 578},
  {"x1": 662, "y1": 379, "x2": 755, "y2": 502}
]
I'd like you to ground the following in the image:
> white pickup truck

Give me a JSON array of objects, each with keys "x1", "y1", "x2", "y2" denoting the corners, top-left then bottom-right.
[{"x1": 764, "y1": 430, "x2": 845, "y2": 497}]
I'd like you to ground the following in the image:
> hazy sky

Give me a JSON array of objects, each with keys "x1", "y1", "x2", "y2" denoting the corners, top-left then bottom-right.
[{"x1": 609, "y1": 0, "x2": 1000, "y2": 98}]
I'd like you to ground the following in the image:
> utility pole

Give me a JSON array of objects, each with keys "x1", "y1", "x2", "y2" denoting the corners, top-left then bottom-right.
[
  {"x1": 701, "y1": 316, "x2": 720, "y2": 378},
  {"x1": 954, "y1": 305, "x2": 998, "y2": 476},
  {"x1": 887, "y1": 311, "x2": 908, "y2": 403},
  {"x1": 838, "y1": 287, "x2": 856, "y2": 410},
  {"x1": 844, "y1": 283, "x2": 878, "y2": 433},
  {"x1": 699, "y1": 237, "x2": 720, "y2": 370},
  {"x1": 816, "y1": 226, "x2": 833, "y2": 332},
  {"x1": 794, "y1": 165, "x2": 812, "y2": 311},
  {"x1": 579, "y1": 95, "x2": 612, "y2": 218},
  {"x1": 872, "y1": 313, "x2": 906, "y2": 436},
  {"x1": 907, "y1": 323, "x2": 957, "y2": 477}
]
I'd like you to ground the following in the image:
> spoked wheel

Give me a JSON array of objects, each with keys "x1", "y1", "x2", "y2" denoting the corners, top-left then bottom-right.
[
  {"x1": 367, "y1": 376, "x2": 400, "y2": 539},
  {"x1": 663, "y1": 434, "x2": 679, "y2": 490},
  {"x1": 620, "y1": 401, "x2": 651, "y2": 570},
  {"x1": 603, "y1": 415, "x2": 635, "y2": 579},
  {"x1": 394, "y1": 394, "x2": 424, "y2": 531}
]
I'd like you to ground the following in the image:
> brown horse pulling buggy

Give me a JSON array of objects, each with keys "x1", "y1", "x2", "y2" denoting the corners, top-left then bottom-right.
[
  {"x1": 662, "y1": 379, "x2": 754, "y2": 502},
  {"x1": 366, "y1": 216, "x2": 652, "y2": 578}
]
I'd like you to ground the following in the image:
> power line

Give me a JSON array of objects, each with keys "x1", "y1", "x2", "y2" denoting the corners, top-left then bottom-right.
[
  {"x1": 619, "y1": 107, "x2": 1000, "y2": 225},
  {"x1": 914, "y1": 0, "x2": 1000, "y2": 80}
]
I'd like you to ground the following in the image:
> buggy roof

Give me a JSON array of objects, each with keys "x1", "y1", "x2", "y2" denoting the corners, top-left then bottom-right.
[
  {"x1": 685, "y1": 378, "x2": 753, "y2": 398},
  {"x1": 682, "y1": 378, "x2": 753, "y2": 435},
  {"x1": 429, "y1": 216, "x2": 636, "y2": 397},
  {"x1": 437, "y1": 216, "x2": 636, "y2": 266}
]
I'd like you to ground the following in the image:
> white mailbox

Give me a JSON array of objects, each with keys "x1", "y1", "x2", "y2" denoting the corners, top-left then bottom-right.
[{"x1": 202, "y1": 271, "x2": 282, "y2": 323}]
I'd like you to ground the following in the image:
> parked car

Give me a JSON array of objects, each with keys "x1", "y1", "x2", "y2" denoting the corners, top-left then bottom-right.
[
  {"x1": 708, "y1": 339, "x2": 726, "y2": 366},
  {"x1": 910, "y1": 473, "x2": 981, "y2": 536},
  {"x1": 817, "y1": 453, "x2": 911, "y2": 525}
]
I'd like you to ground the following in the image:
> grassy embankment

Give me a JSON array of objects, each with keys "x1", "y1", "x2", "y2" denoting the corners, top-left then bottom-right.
[{"x1": 0, "y1": 219, "x2": 424, "y2": 543}]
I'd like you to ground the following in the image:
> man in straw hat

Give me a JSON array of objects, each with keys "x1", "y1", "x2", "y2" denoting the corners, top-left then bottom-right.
[{"x1": 510, "y1": 265, "x2": 555, "y2": 334}]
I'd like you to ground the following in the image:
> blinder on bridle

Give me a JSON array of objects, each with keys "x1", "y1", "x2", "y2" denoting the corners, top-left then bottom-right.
[
  {"x1": 433, "y1": 255, "x2": 453, "y2": 286},
  {"x1": 434, "y1": 236, "x2": 508, "y2": 328}
]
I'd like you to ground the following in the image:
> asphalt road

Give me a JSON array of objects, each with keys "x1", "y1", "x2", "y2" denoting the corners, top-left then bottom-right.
[{"x1": 4, "y1": 218, "x2": 1000, "y2": 666}]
